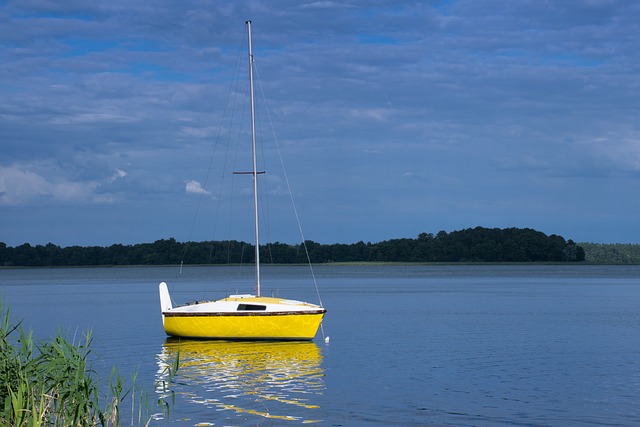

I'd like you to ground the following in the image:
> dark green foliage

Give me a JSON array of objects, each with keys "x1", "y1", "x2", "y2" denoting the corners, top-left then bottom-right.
[
  {"x1": 578, "y1": 242, "x2": 640, "y2": 264},
  {"x1": 0, "y1": 238, "x2": 252, "y2": 267},
  {"x1": 0, "y1": 227, "x2": 586, "y2": 266}
]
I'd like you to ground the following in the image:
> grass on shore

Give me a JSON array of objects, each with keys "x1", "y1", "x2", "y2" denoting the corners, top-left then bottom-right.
[{"x1": 0, "y1": 303, "x2": 179, "y2": 426}]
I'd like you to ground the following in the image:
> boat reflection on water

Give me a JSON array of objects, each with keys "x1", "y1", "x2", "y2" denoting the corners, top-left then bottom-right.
[{"x1": 156, "y1": 339, "x2": 325, "y2": 424}]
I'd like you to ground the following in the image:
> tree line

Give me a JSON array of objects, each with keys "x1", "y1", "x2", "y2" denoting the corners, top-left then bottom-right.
[
  {"x1": 0, "y1": 227, "x2": 586, "y2": 267},
  {"x1": 578, "y1": 242, "x2": 640, "y2": 264}
]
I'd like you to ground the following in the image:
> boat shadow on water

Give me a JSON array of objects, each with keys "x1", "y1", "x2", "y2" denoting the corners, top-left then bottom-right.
[{"x1": 155, "y1": 338, "x2": 325, "y2": 424}]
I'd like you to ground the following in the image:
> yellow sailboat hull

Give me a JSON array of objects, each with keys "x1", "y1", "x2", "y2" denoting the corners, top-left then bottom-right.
[{"x1": 163, "y1": 311, "x2": 326, "y2": 340}]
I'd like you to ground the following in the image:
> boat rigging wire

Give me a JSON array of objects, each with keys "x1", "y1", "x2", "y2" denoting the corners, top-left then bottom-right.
[
  {"x1": 176, "y1": 22, "x2": 324, "y2": 310},
  {"x1": 253, "y1": 62, "x2": 324, "y2": 309},
  {"x1": 180, "y1": 29, "x2": 248, "y2": 268}
]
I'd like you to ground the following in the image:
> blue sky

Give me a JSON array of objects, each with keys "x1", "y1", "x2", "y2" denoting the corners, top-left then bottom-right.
[{"x1": 1, "y1": 0, "x2": 639, "y2": 247}]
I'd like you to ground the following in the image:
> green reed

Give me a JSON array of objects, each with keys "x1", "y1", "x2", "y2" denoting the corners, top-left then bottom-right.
[{"x1": 0, "y1": 303, "x2": 179, "y2": 426}]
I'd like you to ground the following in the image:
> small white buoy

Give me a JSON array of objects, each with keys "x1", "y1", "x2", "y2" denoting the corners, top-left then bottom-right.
[{"x1": 324, "y1": 336, "x2": 330, "y2": 344}]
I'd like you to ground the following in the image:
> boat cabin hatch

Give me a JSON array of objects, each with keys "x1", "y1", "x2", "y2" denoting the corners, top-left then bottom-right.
[{"x1": 237, "y1": 304, "x2": 267, "y2": 311}]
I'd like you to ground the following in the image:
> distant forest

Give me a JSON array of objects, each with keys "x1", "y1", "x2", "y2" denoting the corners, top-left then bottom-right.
[
  {"x1": 0, "y1": 227, "x2": 589, "y2": 267},
  {"x1": 579, "y1": 243, "x2": 640, "y2": 264}
]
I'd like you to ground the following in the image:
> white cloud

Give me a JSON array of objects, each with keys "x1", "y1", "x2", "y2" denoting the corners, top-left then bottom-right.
[
  {"x1": 0, "y1": 163, "x2": 101, "y2": 205},
  {"x1": 110, "y1": 168, "x2": 128, "y2": 182},
  {"x1": 301, "y1": 1, "x2": 354, "y2": 9},
  {"x1": 181, "y1": 126, "x2": 214, "y2": 138},
  {"x1": 185, "y1": 180, "x2": 212, "y2": 196},
  {"x1": 49, "y1": 113, "x2": 137, "y2": 125},
  {"x1": 589, "y1": 136, "x2": 640, "y2": 173},
  {"x1": 0, "y1": 163, "x2": 133, "y2": 206},
  {"x1": 348, "y1": 108, "x2": 393, "y2": 121},
  {"x1": 2, "y1": 0, "x2": 640, "y2": 245}
]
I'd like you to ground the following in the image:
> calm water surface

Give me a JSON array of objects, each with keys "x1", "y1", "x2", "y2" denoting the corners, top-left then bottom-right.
[{"x1": 1, "y1": 265, "x2": 639, "y2": 426}]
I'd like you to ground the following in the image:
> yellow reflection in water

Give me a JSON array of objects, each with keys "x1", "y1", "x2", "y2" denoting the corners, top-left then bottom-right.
[{"x1": 156, "y1": 339, "x2": 325, "y2": 424}]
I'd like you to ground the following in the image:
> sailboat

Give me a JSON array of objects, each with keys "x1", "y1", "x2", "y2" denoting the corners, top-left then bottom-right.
[{"x1": 158, "y1": 21, "x2": 326, "y2": 340}]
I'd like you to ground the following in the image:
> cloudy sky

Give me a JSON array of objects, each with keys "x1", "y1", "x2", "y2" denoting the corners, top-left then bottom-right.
[{"x1": 1, "y1": 0, "x2": 639, "y2": 247}]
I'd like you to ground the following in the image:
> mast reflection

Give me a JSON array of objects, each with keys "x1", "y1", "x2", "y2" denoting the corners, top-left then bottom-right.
[{"x1": 156, "y1": 339, "x2": 325, "y2": 424}]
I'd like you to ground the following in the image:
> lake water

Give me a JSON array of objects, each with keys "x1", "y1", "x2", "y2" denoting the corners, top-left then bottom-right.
[{"x1": 1, "y1": 264, "x2": 639, "y2": 426}]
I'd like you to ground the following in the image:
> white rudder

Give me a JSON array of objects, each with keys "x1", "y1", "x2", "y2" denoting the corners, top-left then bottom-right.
[{"x1": 159, "y1": 282, "x2": 172, "y2": 313}]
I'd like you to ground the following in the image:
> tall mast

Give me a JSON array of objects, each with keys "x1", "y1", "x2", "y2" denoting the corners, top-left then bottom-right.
[{"x1": 246, "y1": 20, "x2": 261, "y2": 296}]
